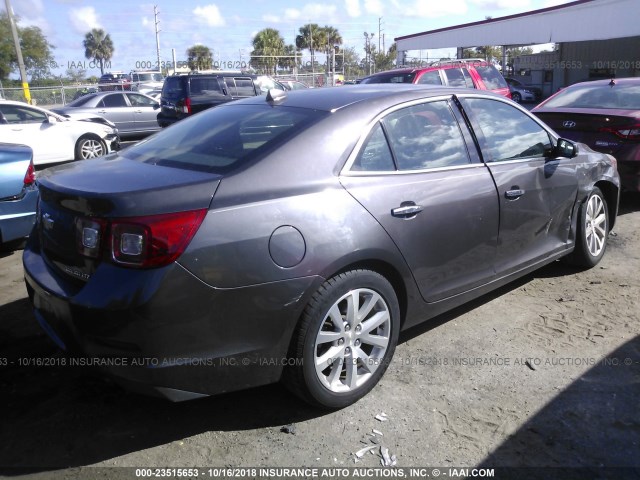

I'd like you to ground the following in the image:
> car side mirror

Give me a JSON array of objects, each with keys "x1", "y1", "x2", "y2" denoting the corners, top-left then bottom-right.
[
  {"x1": 46, "y1": 115, "x2": 58, "y2": 124},
  {"x1": 554, "y1": 138, "x2": 576, "y2": 158},
  {"x1": 153, "y1": 103, "x2": 160, "y2": 110}
]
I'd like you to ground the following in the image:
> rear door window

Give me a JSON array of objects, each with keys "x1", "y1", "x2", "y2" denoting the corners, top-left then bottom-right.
[
  {"x1": 224, "y1": 77, "x2": 257, "y2": 97},
  {"x1": 382, "y1": 100, "x2": 471, "y2": 170},
  {"x1": 99, "y1": 94, "x2": 128, "y2": 108},
  {"x1": 189, "y1": 77, "x2": 223, "y2": 96},
  {"x1": 416, "y1": 70, "x2": 443, "y2": 85},
  {"x1": 443, "y1": 68, "x2": 474, "y2": 88},
  {"x1": 474, "y1": 65, "x2": 508, "y2": 90}
]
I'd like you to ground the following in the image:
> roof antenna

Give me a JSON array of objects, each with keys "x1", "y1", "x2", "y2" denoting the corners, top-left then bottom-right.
[{"x1": 609, "y1": 78, "x2": 616, "y2": 87}]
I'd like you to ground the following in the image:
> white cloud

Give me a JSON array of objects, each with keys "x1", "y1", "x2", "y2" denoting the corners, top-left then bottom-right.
[
  {"x1": 411, "y1": 0, "x2": 469, "y2": 17},
  {"x1": 364, "y1": 0, "x2": 384, "y2": 16},
  {"x1": 283, "y1": 3, "x2": 338, "y2": 22},
  {"x1": 193, "y1": 5, "x2": 226, "y2": 27},
  {"x1": 345, "y1": 0, "x2": 361, "y2": 17},
  {"x1": 68, "y1": 6, "x2": 102, "y2": 34},
  {"x1": 262, "y1": 14, "x2": 281, "y2": 23}
]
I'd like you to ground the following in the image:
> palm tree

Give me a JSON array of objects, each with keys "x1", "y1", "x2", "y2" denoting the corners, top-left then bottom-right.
[
  {"x1": 186, "y1": 45, "x2": 213, "y2": 71},
  {"x1": 296, "y1": 24, "x2": 323, "y2": 73},
  {"x1": 83, "y1": 28, "x2": 114, "y2": 75},
  {"x1": 321, "y1": 26, "x2": 342, "y2": 76},
  {"x1": 250, "y1": 28, "x2": 285, "y2": 75}
]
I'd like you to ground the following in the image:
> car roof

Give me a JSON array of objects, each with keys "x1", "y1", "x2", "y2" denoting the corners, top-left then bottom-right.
[
  {"x1": 229, "y1": 84, "x2": 501, "y2": 112},
  {"x1": 568, "y1": 77, "x2": 640, "y2": 88}
]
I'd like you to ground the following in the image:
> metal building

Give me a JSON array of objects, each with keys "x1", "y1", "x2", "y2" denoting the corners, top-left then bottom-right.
[{"x1": 395, "y1": 0, "x2": 640, "y2": 97}]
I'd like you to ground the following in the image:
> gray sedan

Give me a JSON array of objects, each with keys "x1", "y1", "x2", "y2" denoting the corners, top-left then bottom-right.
[
  {"x1": 24, "y1": 85, "x2": 619, "y2": 409},
  {"x1": 53, "y1": 91, "x2": 160, "y2": 138}
]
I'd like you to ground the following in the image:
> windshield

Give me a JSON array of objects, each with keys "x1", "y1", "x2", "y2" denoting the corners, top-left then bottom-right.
[
  {"x1": 136, "y1": 73, "x2": 163, "y2": 82},
  {"x1": 67, "y1": 94, "x2": 97, "y2": 107},
  {"x1": 543, "y1": 82, "x2": 640, "y2": 109},
  {"x1": 124, "y1": 104, "x2": 327, "y2": 173}
]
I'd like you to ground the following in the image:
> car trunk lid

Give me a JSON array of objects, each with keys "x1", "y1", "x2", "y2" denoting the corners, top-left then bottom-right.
[{"x1": 36, "y1": 155, "x2": 220, "y2": 282}]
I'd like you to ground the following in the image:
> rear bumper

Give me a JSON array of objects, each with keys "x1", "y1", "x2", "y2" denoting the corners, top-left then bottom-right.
[
  {"x1": 0, "y1": 187, "x2": 37, "y2": 244},
  {"x1": 23, "y1": 235, "x2": 320, "y2": 400}
]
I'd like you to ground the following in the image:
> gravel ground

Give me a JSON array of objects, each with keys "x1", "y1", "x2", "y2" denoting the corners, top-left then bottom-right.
[{"x1": 1, "y1": 193, "x2": 638, "y2": 480}]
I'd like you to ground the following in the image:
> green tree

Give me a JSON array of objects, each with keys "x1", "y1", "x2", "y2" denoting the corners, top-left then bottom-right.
[
  {"x1": 296, "y1": 24, "x2": 323, "y2": 72},
  {"x1": 374, "y1": 42, "x2": 397, "y2": 72},
  {"x1": 250, "y1": 28, "x2": 285, "y2": 75},
  {"x1": 65, "y1": 68, "x2": 86, "y2": 84},
  {"x1": 186, "y1": 44, "x2": 213, "y2": 71},
  {"x1": 83, "y1": 28, "x2": 114, "y2": 75},
  {"x1": 341, "y1": 46, "x2": 362, "y2": 79},
  {"x1": 321, "y1": 26, "x2": 342, "y2": 74},
  {"x1": 279, "y1": 44, "x2": 299, "y2": 73},
  {"x1": 0, "y1": 12, "x2": 55, "y2": 80}
]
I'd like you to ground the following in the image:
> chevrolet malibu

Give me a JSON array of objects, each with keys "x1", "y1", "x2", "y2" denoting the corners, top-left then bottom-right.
[{"x1": 23, "y1": 85, "x2": 619, "y2": 408}]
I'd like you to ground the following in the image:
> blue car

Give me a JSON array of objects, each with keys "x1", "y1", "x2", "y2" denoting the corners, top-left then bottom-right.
[{"x1": 0, "y1": 143, "x2": 38, "y2": 246}]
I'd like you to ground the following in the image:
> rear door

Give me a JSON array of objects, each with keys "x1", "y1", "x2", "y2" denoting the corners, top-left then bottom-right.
[
  {"x1": 459, "y1": 96, "x2": 578, "y2": 275},
  {"x1": 96, "y1": 93, "x2": 135, "y2": 132},
  {"x1": 126, "y1": 93, "x2": 159, "y2": 133},
  {"x1": 340, "y1": 97, "x2": 499, "y2": 303}
]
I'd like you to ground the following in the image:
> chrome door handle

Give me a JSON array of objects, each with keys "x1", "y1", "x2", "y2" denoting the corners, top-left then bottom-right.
[
  {"x1": 505, "y1": 189, "x2": 525, "y2": 200},
  {"x1": 391, "y1": 203, "x2": 423, "y2": 218}
]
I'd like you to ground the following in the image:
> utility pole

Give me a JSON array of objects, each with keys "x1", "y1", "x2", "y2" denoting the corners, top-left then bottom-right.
[
  {"x1": 4, "y1": 0, "x2": 31, "y2": 103},
  {"x1": 154, "y1": 5, "x2": 161, "y2": 72}
]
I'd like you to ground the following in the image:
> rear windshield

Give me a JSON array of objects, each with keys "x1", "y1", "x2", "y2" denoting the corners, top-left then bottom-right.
[
  {"x1": 474, "y1": 66, "x2": 508, "y2": 90},
  {"x1": 360, "y1": 72, "x2": 417, "y2": 84},
  {"x1": 542, "y1": 82, "x2": 640, "y2": 109},
  {"x1": 123, "y1": 104, "x2": 327, "y2": 173}
]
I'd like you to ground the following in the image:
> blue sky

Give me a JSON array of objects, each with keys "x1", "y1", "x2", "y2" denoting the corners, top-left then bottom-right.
[{"x1": 4, "y1": 0, "x2": 571, "y2": 76}]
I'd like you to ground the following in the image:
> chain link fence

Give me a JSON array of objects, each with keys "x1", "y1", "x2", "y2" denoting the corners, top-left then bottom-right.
[{"x1": 0, "y1": 83, "x2": 99, "y2": 109}]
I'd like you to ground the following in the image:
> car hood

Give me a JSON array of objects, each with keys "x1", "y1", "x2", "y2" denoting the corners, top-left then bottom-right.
[{"x1": 36, "y1": 153, "x2": 220, "y2": 217}]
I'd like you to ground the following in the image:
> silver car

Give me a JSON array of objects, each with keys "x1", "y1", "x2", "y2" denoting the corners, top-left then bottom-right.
[
  {"x1": 54, "y1": 92, "x2": 160, "y2": 138},
  {"x1": 24, "y1": 85, "x2": 619, "y2": 409}
]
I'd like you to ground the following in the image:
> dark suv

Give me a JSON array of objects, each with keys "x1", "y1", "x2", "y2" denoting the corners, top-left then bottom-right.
[
  {"x1": 360, "y1": 59, "x2": 511, "y2": 99},
  {"x1": 98, "y1": 72, "x2": 132, "y2": 91},
  {"x1": 157, "y1": 73, "x2": 267, "y2": 128}
]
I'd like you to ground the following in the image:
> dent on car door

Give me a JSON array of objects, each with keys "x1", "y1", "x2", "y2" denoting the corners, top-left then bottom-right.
[
  {"x1": 340, "y1": 99, "x2": 499, "y2": 303},
  {"x1": 459, "y1": 97, "x2": 578, "y2": 275}
]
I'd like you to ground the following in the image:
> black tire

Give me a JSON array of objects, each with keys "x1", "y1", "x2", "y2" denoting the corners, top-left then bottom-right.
[
  {"x1": 565, "y1": 187, "x2": 609, "y2": 268},
  {"x1": 75, "y1": 136, "x2": 106, "y2": 160},
  {"x1": 511, "y1": 92, "x2": 522, "y2": 103},
  {"x1": 284, "y1": 270, "x2": 400, "y2": 409}
]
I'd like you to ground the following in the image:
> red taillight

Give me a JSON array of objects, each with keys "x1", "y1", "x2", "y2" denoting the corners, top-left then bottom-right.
[
  {"x1": 76, "y1": 209, "x2": 207, "y2": 268},
  {"x1": 184, "y1": 97, "x2": 192, "y2": 114},
  {"x1": 23, "y1": 160, "x2": 35, "y2": 186},
  {"x1": 599, "y1": 124, "x2": 640, "y2": 140}
]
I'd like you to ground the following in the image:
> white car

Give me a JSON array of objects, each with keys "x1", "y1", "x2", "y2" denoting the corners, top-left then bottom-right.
[{"x1": 0, "y1": 100, "x2": 120, "y2": 165}]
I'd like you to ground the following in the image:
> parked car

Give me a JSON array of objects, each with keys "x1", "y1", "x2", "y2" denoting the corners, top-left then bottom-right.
[
  {"x1": 98, "y1": 72, "x2": 132, "y2": 91},
  {"x1": 24, "y1": 85, "x2": 619, "y2": 408},
  {"x1": 130, "y1": 70, "x2": 164, "y2": 95},
  {"x1": 360, "y1": 59, "x2": 512, "y2": 99},
  {"x1": 0, "y1": 143, "x2": 37, "y2": 246},
  {"x1": 53, "y1": 92, "x2": 161, "y2": 138},
  {"x1": 0, "y1": 100, "x2": 120, "y2": 165},
  {"x1": 505, "y1": 77, "x2": 542, "y2": 103},
  {"x1": 157, "y1": 72, "x2": 270, "y2": 127},
  {"x1": 532, "y1": 77, "x2": 640, "y2": 191}
]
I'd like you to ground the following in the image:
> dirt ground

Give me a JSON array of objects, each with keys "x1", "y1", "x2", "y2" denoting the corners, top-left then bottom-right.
[{"x1": 1, "y1": 193, "x2": 638, "y2": 480}]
